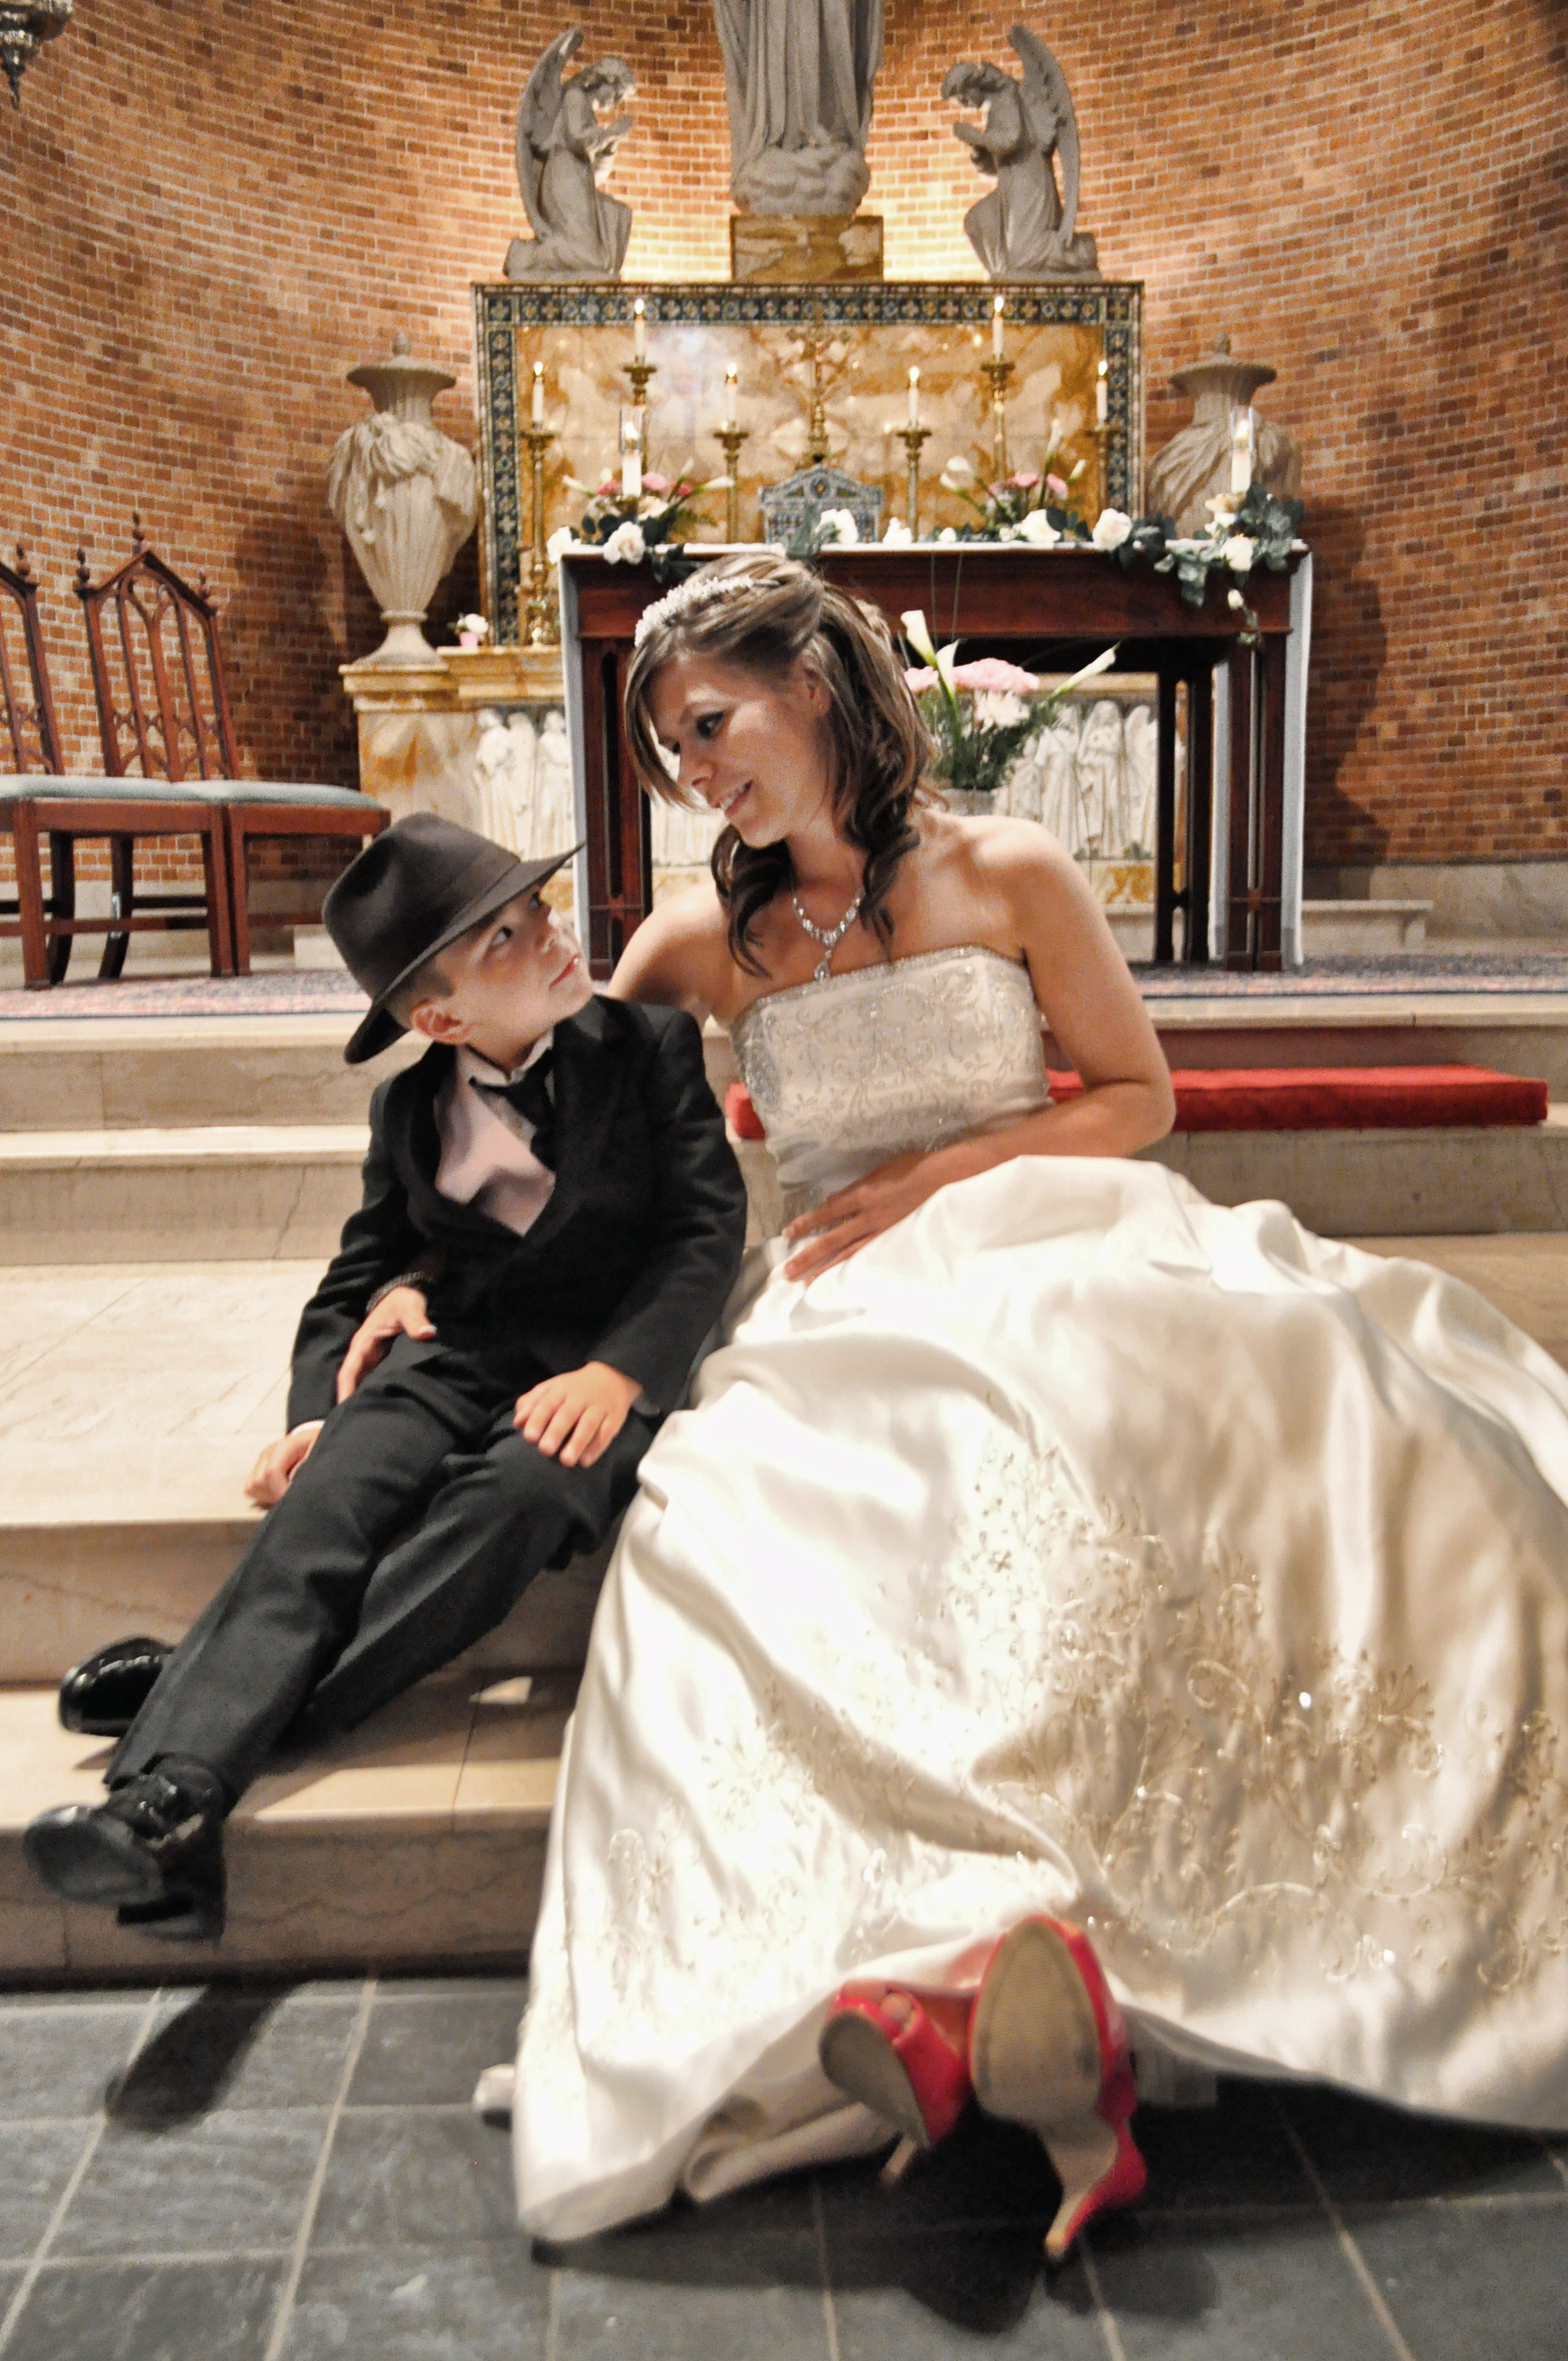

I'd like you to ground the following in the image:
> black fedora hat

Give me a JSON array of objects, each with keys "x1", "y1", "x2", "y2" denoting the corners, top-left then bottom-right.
[{"x1": 325, "y1": 814, "x2": 581, "y2": 1064}]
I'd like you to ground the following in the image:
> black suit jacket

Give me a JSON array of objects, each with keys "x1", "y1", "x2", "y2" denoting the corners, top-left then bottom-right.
[{"x1": 287, "y1": 997, "x2": 748, "y2": 1427}]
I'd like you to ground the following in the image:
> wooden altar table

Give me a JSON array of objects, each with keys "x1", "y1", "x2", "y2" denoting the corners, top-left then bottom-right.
[{"x1": 559, "y1": 546, "x2": 1308, "y2": 978}]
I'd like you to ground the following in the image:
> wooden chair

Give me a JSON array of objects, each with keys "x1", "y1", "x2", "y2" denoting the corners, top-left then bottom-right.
[
  {"x1": 1, "y1": 542, "x2": 233, "y2": 986},
  {"x1": 77, "y1": 521, "x2": 386, "y2": 972}
]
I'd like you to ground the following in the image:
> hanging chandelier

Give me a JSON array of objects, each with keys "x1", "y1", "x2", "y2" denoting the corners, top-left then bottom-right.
[{"x1": 1, "y1": 1, "x2": 73, "y2": 108}]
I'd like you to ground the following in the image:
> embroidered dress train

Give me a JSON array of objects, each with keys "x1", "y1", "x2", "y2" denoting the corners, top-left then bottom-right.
[{"x1": 514, "y1": 946, "x2": 1568, "y2": 2238}]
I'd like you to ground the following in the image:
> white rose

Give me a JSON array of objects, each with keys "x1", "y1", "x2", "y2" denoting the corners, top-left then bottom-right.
[
  {"x1": 603, "y1": 520, "x2": 647, "y2": 566},
  {"x1": 939, "y1": 455, "x2": 975, "y2": 491},
  {"x1": 1017, "y1": 510, "x2": 1061, "y2": 548},
  {"x1": 1091, "y1": 509, "x2": 1133, "y2": 552},
  {"x1": 938, "y1": 526, "x2": 958, "y2": 544},
  {"x1": 819, "y1": 507, "x2": 859, "y2": 545},
  {"x1": 1222, "y1": 533, "x2": 1257, "y2": 573},
  {"x1": 881, "y1": 516, "x2": 914, "y2": 547},
  {"x1": 1227, "y1": 588, "x2": 1246, "y2": 611},
  {"x1": 545, "y1": 527, "x2": 578, "y2": 567}
]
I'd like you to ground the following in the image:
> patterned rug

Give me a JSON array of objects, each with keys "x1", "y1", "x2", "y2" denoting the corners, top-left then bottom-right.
[
  {"x1": 4, "y1": 952, "x2": 1568, "y2": 1024},
  {"x1": 0, "y1": 971, "x2": 369, "y2": 1021},
  {"x1": 1135, "y1": 952, "x2": 1568, "y2": 998}
]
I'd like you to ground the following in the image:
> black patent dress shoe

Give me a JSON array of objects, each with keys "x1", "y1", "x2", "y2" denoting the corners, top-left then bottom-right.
[
  {"x1": 24, "y1": 1766, "x2": 226, "y2": 1942},
  {"x1": 58, "y1": 1636, "x2": 172, "y2": 1737}
]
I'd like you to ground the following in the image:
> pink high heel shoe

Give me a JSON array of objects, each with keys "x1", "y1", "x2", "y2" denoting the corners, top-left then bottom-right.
[
  {"x1": 968, "y1": 1916, "x2": 1146, "y2": 2261},
  {"x1": 818, "y1": 1980, "x2": 975, "y2": 2167}
]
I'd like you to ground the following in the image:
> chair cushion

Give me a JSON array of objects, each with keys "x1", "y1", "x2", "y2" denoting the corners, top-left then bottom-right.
[
  {"x1": 1, "y1": 775, "x2": 375, "y2": 811},
  {"x1": 725, "y1": 1068, "x2": 1550, "y2": 1138}
]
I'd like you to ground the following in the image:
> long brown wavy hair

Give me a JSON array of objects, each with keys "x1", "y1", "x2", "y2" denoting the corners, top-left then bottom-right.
[{"x1": 622, "y1": 553, "x2": 935, "y2": 974}]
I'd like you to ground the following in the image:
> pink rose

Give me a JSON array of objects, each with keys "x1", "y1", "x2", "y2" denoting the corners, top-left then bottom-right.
[
  {"x1": 1046, "y1": 473, "x2": 1069, "y2": 501},
  {"x1": 951, "y1": 657, "x2": 1040, "y2": 694},
  {"x1": 904, "y1": 666, "x2": 939, "y2": 692},
  {"x1": 1008, "y1": 472, "x2": 1041, "y2": 491},
  {"x1": 641, "y1": 471, "x2": 672, "y2": 496}
]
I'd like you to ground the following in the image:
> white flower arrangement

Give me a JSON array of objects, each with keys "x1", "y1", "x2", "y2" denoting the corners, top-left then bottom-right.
[
  {"x1": 1091, "y1": 509, "x2": 1133, "y2": 552},
  {"x1": 545, "y1": 526, "x2": 579, "y2": 568},
  {"x1": 1221, "y1": 533, "x2": 1258, "y2": 573},
  {"x1": 881, "y1": 516, "x2": 914, "y2": 548},
  {"x1": 451, "y1": 613, "x2": 490, "y2": 646},
  {"x1": 818, "y1": 507, "x2": 861, "y2": 546},
  {"x1": 603, "y1": 519, "x2": 648, "y2": 566},
  {"x1": 1016, "y1": 510, "x2": 1061, "y2": 548}
]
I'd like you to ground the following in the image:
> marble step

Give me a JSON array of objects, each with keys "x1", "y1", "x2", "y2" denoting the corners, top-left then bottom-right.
[
  {"x1": 0, "y1": 1261, "x2": 607, "y2": 1685},
  {"x1": 0, "y1": 1125, "x2": 368, "y2": 1263},
  {"x1": 1, "y1": 1671, "x2": 566, "y2": 1982}
]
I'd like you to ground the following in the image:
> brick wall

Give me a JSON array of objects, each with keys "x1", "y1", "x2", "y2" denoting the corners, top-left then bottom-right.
[{"x1": 3, "y1": 0, "x2": 1563, "y2": 871}]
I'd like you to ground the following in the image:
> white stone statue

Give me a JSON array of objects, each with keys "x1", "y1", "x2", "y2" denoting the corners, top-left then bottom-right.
[
  {"x1": 941, "y1": 23, "x2": 1099, "y2": 283},
  {"x1": 506, "y1": 26, "x2": 636, "y2": 282},
  {"x1": 1147, "y1": 338, "x2": 1305, "y2": 536},
  {"x1": 1120, "y1": 703, "x2": 1157, "y2": 857},
  {"x1": 326, "y1": 333, "x2": 478, "y2": 666},
  {"x1": 713, "y1": 0, "x2": 883, "y2": 216}
]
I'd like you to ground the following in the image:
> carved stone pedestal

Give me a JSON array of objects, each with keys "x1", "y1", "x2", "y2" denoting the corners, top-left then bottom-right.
[{"x1": 729, "y1": 212, "x2": 883, "y2": 283}]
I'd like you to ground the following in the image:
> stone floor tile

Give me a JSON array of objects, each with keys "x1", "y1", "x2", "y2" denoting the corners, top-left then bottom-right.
[
  {"x1": 553, "y1": 2260, "x2": 832, "y2": 2361},
  {"x1": 0, "y1": 2000, "x2": 149, "y2": 2121},
  {"x1": 0, "y1": 1987, "x2": 160, "y2": 2009},
  {"x1": 3, "y1": 2257, "x2": 287, "y2": 2361},
  {"x1": 1350, "y1": 2198, "x2": 1568, "y2": 2360},
  {"x1": 818, "y1": 2111, "x2": 1058, "y2": 2234},
  {"x1": 0, "y1": 2123, "x2": 95, "y2": 2263},
  {"x1": 282, "y1": 2241, "x2": 553, "y2": 2361},
  {"x1": 1091, "y1": 2210, "x2": 1397, "y2": 2360},
  {"x1": 373, "y1": 1970, "x2": 529, "y2": 1998},
  {"x1": 347, "y1": 1988, "x2": 526, "y2": 2109},
  {"x1": 829, "y1": 2229, "x2": 1104, "y2": 2356},
  {"x1": 309, "y1": 2108, "x2": 517, "y2": 2248},
  {"x1": 1281, "y1": 2082, "x2": 1562, "y2": 2201},
  {"x1": 55, "y1": 2108, "x2": 329, "y2": 2258},
  {"x1": 106, "y1": 1987, "x2": 361, "y2": 2125},
  {"x1": 1133, "y1": 2079, "x2": 1316, "y2": 2212}
]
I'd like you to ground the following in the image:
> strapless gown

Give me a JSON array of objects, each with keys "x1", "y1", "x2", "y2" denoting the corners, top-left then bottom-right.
[{"x1": 513, "y1": 947, "x2": 1568, "y2": 2239}]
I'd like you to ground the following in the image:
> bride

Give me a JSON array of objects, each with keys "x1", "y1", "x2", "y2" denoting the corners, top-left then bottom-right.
[{"x1": 511, "y1": 552, "x2": 1568, "y2": 2252}]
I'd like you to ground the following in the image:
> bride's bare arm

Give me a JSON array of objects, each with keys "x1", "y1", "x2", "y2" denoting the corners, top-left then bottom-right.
[
  {"x1": 783, "y1": 825, "x2": 1175, "y2": 1280},
  {"x1": 605, "y1": 881, "x2": 736, "y2": 1021}
]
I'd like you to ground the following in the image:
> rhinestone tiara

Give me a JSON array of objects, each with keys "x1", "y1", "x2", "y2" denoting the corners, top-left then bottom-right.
[{"x1": 632, "y1": 567, "x2": 750, "y2": 649}]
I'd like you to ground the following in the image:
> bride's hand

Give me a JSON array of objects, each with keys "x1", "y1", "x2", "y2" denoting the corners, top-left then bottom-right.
[{"x1": 782, "y1": 1150, "x2": 940, "y2": 1281}]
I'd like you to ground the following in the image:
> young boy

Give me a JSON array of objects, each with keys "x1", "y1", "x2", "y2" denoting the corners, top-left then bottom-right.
[{"x1": 26, "y1": 814, "x2": 748, "y2": 1939}]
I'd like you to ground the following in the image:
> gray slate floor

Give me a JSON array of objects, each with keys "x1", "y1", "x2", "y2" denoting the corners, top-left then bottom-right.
[{"x1": 0, "y1": 1975, "x2": 1562, "y2": 2360}]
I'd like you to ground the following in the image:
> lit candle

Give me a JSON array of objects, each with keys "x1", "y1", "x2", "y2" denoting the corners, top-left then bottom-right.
[
  {"x1": 1096, "y1": 357, "x2": 1108, "y2": 426},
  {"x1": 531, "y1": 360, "x2": 545, "y2": 427},
  {"x1": 724, "y1": 361, "x2": 738, "y2": 428},
  {"x1": 1229, "y1": 406, "x2": 1253, "y2": 495},
  {"x1": 633, "y1": 298, "x2": 646, "y2": 361},
  {"x1": 992, "y1": 294, "x2": 1005, "y2": 359},
  {"x1": 621, "y1": 411, "x2": 642, "y2": 502},
  {"x1": 908, "y1": 364, "x2": 920, "y2": 427}
]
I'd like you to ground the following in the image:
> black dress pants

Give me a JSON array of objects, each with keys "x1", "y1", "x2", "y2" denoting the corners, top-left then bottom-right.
[{"x1": 108, "y1": 1339, "x2": 653, "y2": 1801}]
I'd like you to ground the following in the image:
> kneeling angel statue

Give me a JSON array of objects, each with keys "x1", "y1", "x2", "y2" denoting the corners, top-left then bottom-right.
[{"x1": 505, "y1": 25, "x2": 637, "y2": 282}]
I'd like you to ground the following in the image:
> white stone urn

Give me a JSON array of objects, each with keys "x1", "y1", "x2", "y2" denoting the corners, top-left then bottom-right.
[{"x1": 327, "y1": 331, "x2": 479, "y2": 666}]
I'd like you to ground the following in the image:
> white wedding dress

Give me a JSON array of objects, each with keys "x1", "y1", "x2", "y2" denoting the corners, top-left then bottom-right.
[{"x1": 514, "y1": 946, "x2": 1568, "y2": 2239}]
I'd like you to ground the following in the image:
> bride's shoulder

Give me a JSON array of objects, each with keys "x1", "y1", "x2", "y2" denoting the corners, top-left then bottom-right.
[
  {"x1": 607, "y1": 879, "x2": 731, "y2": 1016},
  {"x1": 925, "y1": 809, "x2": 1078, "y2": 891}
]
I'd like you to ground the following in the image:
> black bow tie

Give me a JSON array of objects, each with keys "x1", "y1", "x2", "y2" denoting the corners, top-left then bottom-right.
[{"x1": 472, "y1": 1050, "x2": 557, "y2": 1170}]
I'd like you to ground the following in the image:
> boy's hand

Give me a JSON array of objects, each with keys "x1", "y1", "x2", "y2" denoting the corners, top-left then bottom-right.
[
  {"x1": 514, "y1": 1361, "x2": 642, "y2": 1468},
  {"x1": 245, "y1": 1421, "x2": 324, "y2": 1507},
  {"x1": 336, "y1": 1287, "x2": 436, "y2": 1403}
]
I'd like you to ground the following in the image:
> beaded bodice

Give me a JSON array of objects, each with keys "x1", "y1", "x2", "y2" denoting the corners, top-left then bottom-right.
[{"x1": 731, "y1": 945, "x2": 1050, "y2": 1212}]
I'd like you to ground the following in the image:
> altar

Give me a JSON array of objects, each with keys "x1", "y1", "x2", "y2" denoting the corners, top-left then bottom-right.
[{"x1": 558, "y1": 544, "x2": 1310, "y2": 977}]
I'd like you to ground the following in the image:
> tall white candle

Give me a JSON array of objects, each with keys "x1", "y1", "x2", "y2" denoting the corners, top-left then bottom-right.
[
  {"x1": 531, "y1": 361, "x2": 545, "y2": 426},
  {"x1": 992, "y1": 294, "x2": 1005, "y2": 359},
  {"x1": 724, "y1": 361, "x2": 738, "y2": 427},
  {"x1": 632, "y1": 298, "x2": 646, "y2": 361},
  {"x1": 908, "y1": 364, "x2": 920, "y2": 426},
  {"x1": 1096, "y1": 358, "x2": 1108, "y2": 426},
  {"x1": 1229, "y1": 406, "x2": 1253, "y2": 495}
]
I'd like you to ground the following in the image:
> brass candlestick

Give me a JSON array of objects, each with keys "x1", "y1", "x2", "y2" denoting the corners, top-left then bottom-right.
[
  {"x1": 624, "y1": 357, "x2": 656, "y2": 415},
  {"x1": 521, "y1": 421, "x2": 558, "y2": 648},
  {"x1": 980, "y1": 355, "x2": 1015, "y2": 483},
  {"x1": 806, "y1": 339, "x2": 830, "y2": 464},
  {"x1": 1091, "y1": 416, "x2": 1125, "y2": 520},
  {"x1": 898, "y1": 423, "x2": 931, "y2": 538},
  {"x1": 715, "y1": 424, "x2": 750, "y2": 541}
]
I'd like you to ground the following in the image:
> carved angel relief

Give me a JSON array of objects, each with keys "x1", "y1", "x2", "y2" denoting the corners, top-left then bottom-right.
[
  {"x1": 941, "y1": 23, "x2": 1101, "y2": 284},
  {"x1": 505, "y1": 25, "x2": 637, "y2": 284}
]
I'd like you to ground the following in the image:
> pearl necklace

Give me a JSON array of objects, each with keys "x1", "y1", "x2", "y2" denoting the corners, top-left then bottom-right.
[{"x1": 791, "y1": 886, "x2": 864, "y2": 983}]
